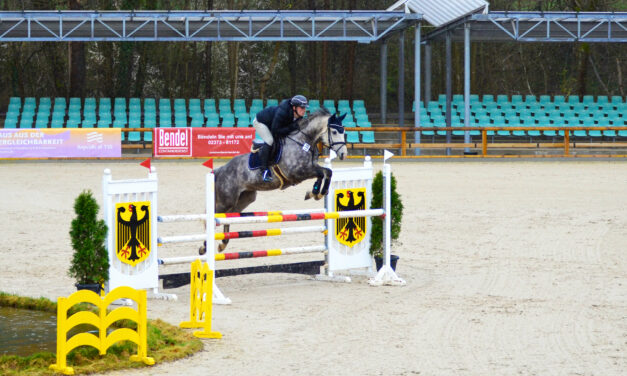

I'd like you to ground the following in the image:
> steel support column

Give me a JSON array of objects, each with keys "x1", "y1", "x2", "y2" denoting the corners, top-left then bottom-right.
[
  {"x1": 445, "y1": 31, "x2": 452, "y2": 155},
  {"x1": 398, "y1": 30, "x2": 405, "y2": 128},
  {"x1": 414, "y1": 23, "x2": 421, "y2": 155},
  {"x1": 380, "y1": 40, "x2": 388, "y2": 123},
  {"x1": 424, "y1": 42, "x2": 431, "y2": 105},
  {"x1": 464, "y1": 23, "x2": 471, "y2": 152}
]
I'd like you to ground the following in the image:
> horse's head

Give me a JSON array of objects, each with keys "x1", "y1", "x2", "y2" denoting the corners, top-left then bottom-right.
[
  {"x1": 326, "y1": 113, "x2": 347, "y2": 160},
  {"x1": 298, "y1": 109, "x2": 348, "y2": 160}
]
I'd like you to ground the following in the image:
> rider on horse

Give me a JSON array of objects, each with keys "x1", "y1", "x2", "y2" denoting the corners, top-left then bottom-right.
[{"x1": 253, "y1": 95, "x2": 309, "y2": 182}]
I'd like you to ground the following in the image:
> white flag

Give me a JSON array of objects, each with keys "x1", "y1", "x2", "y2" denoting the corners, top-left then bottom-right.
[
  {"x1": 383, "y1": 150, "x2": 394, "y2": 162},
  {"x1": 330, "y1": 149, "x2": 338, "y2": 161}
]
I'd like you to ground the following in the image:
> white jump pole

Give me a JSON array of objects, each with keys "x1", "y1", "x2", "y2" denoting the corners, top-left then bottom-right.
[
  {"x1": 206, "y1": 171, "x2": 232, "y2": 305},
  {"x1": 370, "y1": 150, "x2": 406, "y2": 286}
]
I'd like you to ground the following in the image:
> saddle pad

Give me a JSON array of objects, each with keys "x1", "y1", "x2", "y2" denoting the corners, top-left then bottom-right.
[{"x1": 248, "y1": 142, "x2": 283, "y2": 170}]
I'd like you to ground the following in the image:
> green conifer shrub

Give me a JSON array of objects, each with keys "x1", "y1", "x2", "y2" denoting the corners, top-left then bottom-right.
[{"x1": 68, "y1": 190, "x2": 109, "y2": 286}]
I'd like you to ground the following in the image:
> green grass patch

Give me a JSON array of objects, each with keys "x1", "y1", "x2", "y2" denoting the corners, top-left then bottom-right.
[{"x1": 0, "y1": 292, "x2": 203, "y2": 375}]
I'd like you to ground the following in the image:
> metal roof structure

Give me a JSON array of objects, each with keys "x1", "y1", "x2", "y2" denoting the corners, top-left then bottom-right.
[
  {"x1": 425, "y1": 11, "x2": 627, "y2": 42},
  {"x1": 0, "y1": 10, "x2": 420, "y2": 42},
  {"x1": 387, "y1": 0, "x2": 488, "y2": 27}
]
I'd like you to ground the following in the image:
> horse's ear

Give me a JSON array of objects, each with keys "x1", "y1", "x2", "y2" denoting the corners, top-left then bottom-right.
[
  {"x1": 329, "y1": 113, "x2": 336, "y2": 121},
  {"x1": 339, "y1": 113, "x2": 347, "y2": 122}
]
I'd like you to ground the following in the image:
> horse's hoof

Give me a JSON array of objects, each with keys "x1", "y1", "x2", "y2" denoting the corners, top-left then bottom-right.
[
  {"x1": 218, "y1": 243, "x2": 227, "y2": 252},
  {"x1": 198, "y1": 246, "x2": 206, "y2": 255},
  {"x1": 314, "y1": 193, "x2": 324, "y2": 201},
  {"x1": 304, "y1": 191, "x2": 312, "y2": 200}
]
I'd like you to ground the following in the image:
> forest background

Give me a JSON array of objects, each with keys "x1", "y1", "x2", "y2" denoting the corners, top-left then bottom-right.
[{"x1": 1, "y1": 0, "x2": 625, "y2": 115}]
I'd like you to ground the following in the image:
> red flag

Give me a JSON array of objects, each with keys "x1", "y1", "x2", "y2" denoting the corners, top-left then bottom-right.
[
  {"x1": 140, "y1": 158, "x2": 151, "y2": 170},
  {"x1": 202, "y1": 159, "x2": 214, "y2": 170}
]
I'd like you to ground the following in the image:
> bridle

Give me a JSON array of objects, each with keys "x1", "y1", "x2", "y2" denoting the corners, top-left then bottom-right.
[
  {"x1": 286, "y1": 114, "x2": 346, "y2": 161},
  {"x1": 326, "y1": 119, "x2": 347, "y2": 155}
]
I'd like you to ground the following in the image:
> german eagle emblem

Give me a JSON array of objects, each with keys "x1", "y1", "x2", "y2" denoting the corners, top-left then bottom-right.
[
  {"x1": 335, "y1": 188, "x2": 367, "y2": 247},
  {"x1": 115, "y1": 201, "x2": 151, "y2": 266}
]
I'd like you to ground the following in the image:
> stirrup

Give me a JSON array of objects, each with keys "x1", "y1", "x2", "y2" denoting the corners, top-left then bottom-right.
[{"x1": 262, "y1": 169, "x2": 273, "y2": 182}]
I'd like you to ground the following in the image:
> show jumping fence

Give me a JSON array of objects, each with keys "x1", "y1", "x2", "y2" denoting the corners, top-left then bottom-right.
[{"x1": 102, "y1": 155, "x2": 405, "y2": 304}]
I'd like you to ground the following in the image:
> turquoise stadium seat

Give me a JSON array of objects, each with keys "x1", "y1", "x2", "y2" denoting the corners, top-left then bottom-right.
[
  {"x1": 206, "y1": 113, "x2": 219, "y2": 127},
  {"x1": 174, "y1": 98, "x2": 186, "y2": 108},
  {"x1": 322, "y1": 99, "x2": 335, "y2": 114},
  {"x1": 496, "y1": 94, "x2": 509, "y2": 104},
  {"x1": 19, "y1": 114, "x2": 34, "y2": 128},
  {"x1": 511, "y1": 95, "x2": 523, "y2": 105},
  {"x1": 4, "y1": 117, "x2": 17, "y2": 128},
  {"x1": 346, "y1": 131, "x2": 360, "y2": 143},
  {"x1": 567, "y1": 95, "x2": 580, "y2": 105},
  {"x1": 159, "y1": 98, "x2": 171, "y2": 109},
  {"x1": 508, "y1": 117, "x2": 524, "y2": 137},
  {"x1": 9, "y1": 97, "x2": 21, "y2": 109},
  {"x1": 127, "y1": 119, "x2": 142, "y2": 142},
  {"x1": 492, "y1": 115, "x2": 508, "y2": 136},
  {"x1": 553, "y1": 95, "x2": 565, "y2": 105},
  {"x1": 144, "y1": 116, "x2": 156, "y2": 142},
  {"x1": 536, "y1": 115, "x2": 555, "y2": 136},
  {"x1": 420, "y1": 116, "x2": 435, "y2": 136},
  {"x1": 250, "y1": 104, "x2": 263, "y2": 116},
  {"x1": 221, "y1": 113, "x2": 235, "y2": 127},
  {"x1": 234, "y1": 105, "x2": 247, "y2": 116},
  {"x1": 99, "y1": 98, "x2": 111, "y2": 109},
  {"x1": 610, "y1": 96, "x2": 623, "y2": 105},
  {"x1": 353, "y1": 99, "x2": 365, "y2": 109},
  {"x1": 475, "y1": 115, "x2": 490, "y2": 135},
  {"x1": 204, "y1": 99, "x2": 216, "y2": 113},
  {"x1": 343, "y1": 121, "x2": 358, "y2": 142},
  {"x1": 174, "y1": 112, "x2": 187, "y2": 127},
  {"x1": 237, "y1": 114, "x2": 251, "y2": 127},
  {"x1": 189, "y1": 98, "x2": 201, "y2": 108},
  {"x1": 360, "y1": 130, "x2": 375, "y2": 143},
  {"x1": 191, "y1": 117, "x2": 204, "y2": 127},
  {"x1": 35, "y1": 117, "x2": 49, "y2": 128},
  {"x1": 597, "y1": 118, "x2": 615, "y2": 137},
  {"x1": 219, "y1": 98, "x2": 231, "y2": 110},
  {"x1": 539, "y1": 95, "x2": 551, "y2": 104}
]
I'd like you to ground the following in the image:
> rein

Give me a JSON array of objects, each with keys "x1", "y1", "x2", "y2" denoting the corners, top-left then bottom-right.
[{"x1": 286, "y1": 115, "x2": 346, "y2": 162}]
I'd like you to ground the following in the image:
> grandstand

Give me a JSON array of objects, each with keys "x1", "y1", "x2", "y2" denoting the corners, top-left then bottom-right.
[
  {"x1": 2, "y1": 97, "x2": 380, "y2": 144},
  {"x1": 3, "y1": 95, "x2": 625, "y2": 146}
]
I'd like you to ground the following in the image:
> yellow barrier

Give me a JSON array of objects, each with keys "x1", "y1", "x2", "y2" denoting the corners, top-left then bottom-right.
[
  {"x1": 180, "y1": 260, "x2": 222, "y2": 339},
  {"x1": 49, "y1": 287, "x2": 155, "y2": 375}
]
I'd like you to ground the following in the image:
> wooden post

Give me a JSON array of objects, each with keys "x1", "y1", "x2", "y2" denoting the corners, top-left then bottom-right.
[
  {"x1": 401, "y1": 130, "x2": 407, "y2": 156},
  {"x1": 564, "y1": 129, "x2": 570, "y2": 156},
  {"x1": 482, "y1": 129, "x2": 488, "y2": 156}
]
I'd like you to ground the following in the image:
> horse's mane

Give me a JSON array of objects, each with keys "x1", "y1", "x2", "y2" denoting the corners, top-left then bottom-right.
[{"x1": 297, "y1": 107, "x2": 331, "y2": 129}]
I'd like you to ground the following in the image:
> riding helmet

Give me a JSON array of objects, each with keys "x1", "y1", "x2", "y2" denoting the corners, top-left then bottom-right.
[{"x1": 290, "y1": 95, "x2": 309, "y2": 108}]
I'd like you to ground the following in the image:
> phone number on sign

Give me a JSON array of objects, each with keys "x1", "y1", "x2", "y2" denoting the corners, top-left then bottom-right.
[{"x1": 205, "y1": 140, "x2": 241, "y2": 145}]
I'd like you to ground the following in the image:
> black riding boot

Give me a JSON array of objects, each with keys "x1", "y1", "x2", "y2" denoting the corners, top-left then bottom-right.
[{"x1": 259, "y1": 143, "x2": 273, "y2": 182}]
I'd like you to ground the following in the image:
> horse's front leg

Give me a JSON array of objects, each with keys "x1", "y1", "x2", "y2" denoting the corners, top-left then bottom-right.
[
  {"x1": 318, "y1": 167, "x2": 333, "y2": 198},
  {"x1": 305, "y1": 167, "x2": 332, "y2": 201}
]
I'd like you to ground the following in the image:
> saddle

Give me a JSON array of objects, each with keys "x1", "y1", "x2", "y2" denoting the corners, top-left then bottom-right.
[{"x1": 248, "y1": 140, "x2": 283, "y2": 170}]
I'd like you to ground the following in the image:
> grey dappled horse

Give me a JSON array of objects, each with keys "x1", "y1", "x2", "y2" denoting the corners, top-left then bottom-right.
[{"x1": 199, "y1": 108, "x2": 348, "y2": 255}]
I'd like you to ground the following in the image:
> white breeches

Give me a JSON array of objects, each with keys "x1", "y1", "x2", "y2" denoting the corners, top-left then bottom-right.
[{"x1": 253, "y1": 118, "x2": 274, "y2": 146}]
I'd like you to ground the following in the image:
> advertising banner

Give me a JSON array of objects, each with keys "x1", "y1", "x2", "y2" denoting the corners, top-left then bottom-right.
[
  {"x1": 153, "y1": 127, "x2": 255, "y2": 157},
  {"x1": 0, "y1": 128, "x2": 121, "y2": 158}
]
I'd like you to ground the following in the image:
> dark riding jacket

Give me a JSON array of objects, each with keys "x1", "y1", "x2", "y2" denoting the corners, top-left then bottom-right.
[{"x1": 255, "y1": 99, "x2": 299, "y2": 138}]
